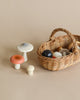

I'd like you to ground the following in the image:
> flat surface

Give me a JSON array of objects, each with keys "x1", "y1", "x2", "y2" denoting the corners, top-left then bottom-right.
[{"x1": 0, "y1": 0, "x2": 80, "y2": 100}]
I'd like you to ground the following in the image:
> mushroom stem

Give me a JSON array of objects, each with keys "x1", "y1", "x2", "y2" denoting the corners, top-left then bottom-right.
[
  {"x1": 23, "y1": 52, "x2": 27, "y2": 62},
  {"x1": 15, "y1": 64, "x2": 20, "y2": 69},
  {"x1": 28, "y1": 71, "x2": 33, "y2": 76}
]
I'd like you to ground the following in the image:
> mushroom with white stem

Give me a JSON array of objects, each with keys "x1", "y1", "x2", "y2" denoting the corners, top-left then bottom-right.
[
  {"x1": 17, "y1": 43, "x2": 34, "y2": 62},
  {"x1": 10, "y1": 55, "x2": 24, "y2": 69},
  {"x1": 27, "y1": 65, "x2": 35, "y2": 76},
  {"x1": 57, "y1": 47, "x2": 70, "y2": 56}
]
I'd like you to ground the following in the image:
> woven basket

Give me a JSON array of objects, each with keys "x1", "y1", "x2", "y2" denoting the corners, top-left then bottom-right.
[{"x1": 37, "y1": 28, "x2": 80, "y2": 71}]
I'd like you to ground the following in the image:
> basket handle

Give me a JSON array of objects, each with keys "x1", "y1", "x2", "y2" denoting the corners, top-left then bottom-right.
[{"x1": 49, "y1": 28, "x2": 78, "y2": 53}]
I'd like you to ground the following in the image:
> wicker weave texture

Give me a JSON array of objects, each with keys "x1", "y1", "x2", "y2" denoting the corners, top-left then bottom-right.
[{"x1": 37, "y1": 28, "x2": 80, "y2": 71}]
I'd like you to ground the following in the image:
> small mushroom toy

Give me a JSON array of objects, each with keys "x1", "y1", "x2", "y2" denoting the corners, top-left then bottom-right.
[
  {"x1": 53, "y1": 51, "x2": 62, "y2": 58},
  {"x1": 42, "y1": 50, "x2": 53, "y2": 58},
  {"x1": 57, "y1": 47, "x2": 70, "y2": 56},
  {"x1": 68, "y1": 41, "x2": 80, "y2": 51},
  {"x1": 27, "y1": 65, "x2": 35, "y2": 76},
  {"x1": 10, "y1": 55, "x2": 24, "y2": 69},
  {"x1": 17, "y1": 43, "x2": 34, "y2": 62}
]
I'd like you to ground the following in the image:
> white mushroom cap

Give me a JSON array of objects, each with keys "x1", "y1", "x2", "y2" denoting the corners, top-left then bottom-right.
[
  {"x1": 27, "y1": 65, "x2": 35, "y2": 72},
  {"x1": 17, "y1": 43, "x2": 34, "y2": 52},
  {"x1": 53, "y1": 52, "x2": 62, "y2": 57}
]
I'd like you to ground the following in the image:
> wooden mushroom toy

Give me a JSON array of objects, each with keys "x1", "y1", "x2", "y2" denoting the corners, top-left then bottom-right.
[
  {"x1": 57, "y1": 47, "x2": 70, "y2": 56},
  {"x1": 10, "y1": 55, "x2": 24, "y2": 69},
  {"x1": 53, "y1": 51, "x2": 62, "y2": 58},
  {"x1": 27, "y1": 65, "x2": 35, "y2": 76},
  {"x1": 17, "y1": 43, "x2": 34, "y2": 62}
]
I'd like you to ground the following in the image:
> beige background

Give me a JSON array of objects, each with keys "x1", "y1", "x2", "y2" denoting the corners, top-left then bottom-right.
[{"x1": 0, "y1": 0, "x2": 80, "y2": 100}]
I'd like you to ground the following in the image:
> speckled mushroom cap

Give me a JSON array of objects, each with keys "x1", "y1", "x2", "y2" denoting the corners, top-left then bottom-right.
[{"x1": 17, "y1": 43, "x2": 34, "y2": 53}]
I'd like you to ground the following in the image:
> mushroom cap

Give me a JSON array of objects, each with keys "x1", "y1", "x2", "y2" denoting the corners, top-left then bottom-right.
[
  {"x1": 17, "y1": 43, "x2": 33, "y2": 53},
  {"x1": 59, "y1": 48, "x2": 70, "y2": 53},
  {"x1": 27, "y1": 65, "x2": 35, "y2": 71},
  {"x1": 53, "y1": 52, "x2": 62, "y2": 57},
  {"x1": 57, "y1": 47, "x2": 70, "y2": 55},
  {"x1": 57, "y1": 47, "x2": 63, "y2": 51},
  {"x1": 10, "y1": 55, "x2": 24, "y2": 64}
]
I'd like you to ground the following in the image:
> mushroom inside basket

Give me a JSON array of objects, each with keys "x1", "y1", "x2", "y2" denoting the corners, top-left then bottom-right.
[{"x1": 37, "y1": 28, "x2": 80, "y2": 71}]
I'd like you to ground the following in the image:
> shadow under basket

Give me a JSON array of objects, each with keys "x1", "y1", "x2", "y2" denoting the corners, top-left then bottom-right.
[{"x1": 37, "y1": 28, "x2": 80, "y2": 71}]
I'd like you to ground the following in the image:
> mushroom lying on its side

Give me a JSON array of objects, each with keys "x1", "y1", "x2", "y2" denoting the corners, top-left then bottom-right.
[
  {"x1": 57, "y1": 47, "x2": 70, "y2": 56},
  {"x1": 53, "y1": 52, "x2": 62, "y2": 58}
]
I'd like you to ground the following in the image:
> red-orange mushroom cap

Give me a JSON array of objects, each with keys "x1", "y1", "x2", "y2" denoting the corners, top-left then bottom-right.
[{"x1": 10, "y1": 55, "x2": 24, "y2": 64}]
